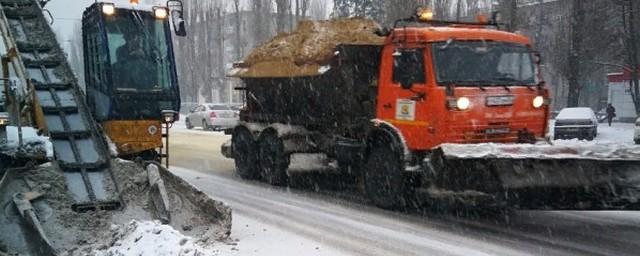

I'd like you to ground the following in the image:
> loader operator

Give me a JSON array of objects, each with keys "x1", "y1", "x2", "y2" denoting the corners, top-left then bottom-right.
[{"x1": 113, "y1": 29, "x2": 156, "y2": 90}]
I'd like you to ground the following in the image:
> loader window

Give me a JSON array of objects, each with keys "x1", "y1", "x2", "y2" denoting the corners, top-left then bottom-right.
[
  {"x1": 392, "y1": 49, "x2": 426, "y2": 86},
  {"x1": 105, "y1": 11, "x2": 173, "y2": 92}
]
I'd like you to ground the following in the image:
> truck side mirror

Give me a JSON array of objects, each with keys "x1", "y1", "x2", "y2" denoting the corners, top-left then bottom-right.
[
  {"x1": 532, "y1": 51, "x2": 542, "y2": 65},
  {"x1": 400, "y1": 76, "x2": 414, "y2": 90},
  {"x1": 167, "y1": 0, "x2": 187, "y2": 37}
]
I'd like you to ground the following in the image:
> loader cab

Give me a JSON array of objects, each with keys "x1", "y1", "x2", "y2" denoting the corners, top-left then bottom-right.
[
  {"x1": 82, "y1": 2, "x2": 181, "y2": 121},
  {"x1": 82, "y1": 2, "x2": 184, "y2": 157}
]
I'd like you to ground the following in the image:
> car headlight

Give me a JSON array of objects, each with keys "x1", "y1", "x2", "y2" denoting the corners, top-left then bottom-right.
[
  {"x1": 533, "y1": 96, "x2": 544, "y2": 108},
  {"x1": 457, "y1": 97, "x2": 470, "y2": 110}
]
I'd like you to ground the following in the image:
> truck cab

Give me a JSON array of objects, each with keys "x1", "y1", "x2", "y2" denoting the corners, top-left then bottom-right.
[{"x1": 376, "y1": 23, "x2": 549, "y2": 152}]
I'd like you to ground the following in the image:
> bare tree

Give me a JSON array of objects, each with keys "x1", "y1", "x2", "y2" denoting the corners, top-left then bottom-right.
[
  {"x1": 275, "y1": 0, "x2": 290, "y2": 32},
  {"x1": 566, "y1": 0, "x2": 584, "y2": 107},
  {"x1": 233, "y1": 0, "x2": 243, "y2": 59},
  {"x1": 620, "y1": 0, "x2": 640, "y2": 113},
  {"x1": 433, "y1": 0, "x2": 452, "y2": 20},
  {"x1": 309, "y1": 0, "x2": 328, "y2": 20}
]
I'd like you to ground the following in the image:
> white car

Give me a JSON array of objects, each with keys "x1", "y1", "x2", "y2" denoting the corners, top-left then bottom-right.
[
  {"x1": 634, "y1": 118, "x2": 640, "y2": 144},
  {"x1": 553, "y1": 107, "x2": 598, "y2": 141},
  {"x1": 185, "y1": 104, "x2": 238, "y2": 131}
]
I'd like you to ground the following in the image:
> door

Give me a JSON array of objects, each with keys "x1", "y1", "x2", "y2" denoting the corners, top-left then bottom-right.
[{"x1": 376, "y1": 47, "x2": 434, "y2": 150}]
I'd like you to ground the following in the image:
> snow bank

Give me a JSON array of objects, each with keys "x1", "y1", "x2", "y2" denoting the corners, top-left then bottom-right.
[
  {"x1": 1, "y1": 126, "x2": 53, "y2": 158},
  {"x1": 441, "y1": 140, "x2": 640, "y2": 160},
  {"x1": 94, "y1": 220, "x2": 218, "y2": 256}
]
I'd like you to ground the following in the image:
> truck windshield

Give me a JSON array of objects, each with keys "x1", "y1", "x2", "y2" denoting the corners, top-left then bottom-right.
[
  {"x1": 432, "y1": 41, "x2": 535, "y2": 86},
  {"x1": 105, "y1": 10, "x2": 173, "y2": 92}
]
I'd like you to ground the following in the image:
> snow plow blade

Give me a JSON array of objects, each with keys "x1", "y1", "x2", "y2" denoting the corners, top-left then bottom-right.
[
  {"x1": 0, "y1": 160, "x2": 231, "y2": 255},
  {"x1": 428, "y1": 142, "x2": 640, "y2": 210}
]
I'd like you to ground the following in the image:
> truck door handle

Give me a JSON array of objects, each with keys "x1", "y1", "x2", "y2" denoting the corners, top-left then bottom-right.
[{"x1": 383, "y1": 103, "x2": 392, "y2": 109}]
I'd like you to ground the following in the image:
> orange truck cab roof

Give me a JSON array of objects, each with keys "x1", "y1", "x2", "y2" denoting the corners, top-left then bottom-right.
[{"x1": 388, "y1": 26, "x2": 531, "y2": 45}]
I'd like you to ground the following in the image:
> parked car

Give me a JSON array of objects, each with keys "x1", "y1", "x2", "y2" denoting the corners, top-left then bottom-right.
[
  {"x1": 554, "y1": 107, "x2": 598, "y2": 141},
  {"x1": 634, "y1": 118, "x2": 640, "y2": 144},
  {"x1": 185, "y1": 103, "x2": 238, "y2": 131}
]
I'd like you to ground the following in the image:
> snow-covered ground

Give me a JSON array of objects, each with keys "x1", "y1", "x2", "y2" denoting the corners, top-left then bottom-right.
[
  {"x1": 0, "y1": 126, "x2": 53, "y2": 158},
  {"x1": 443, "y1": 122, "x2": 640, "y2": 160},
  {"x1": 94, "y1": 220, "x2": 218, "y2": 256},
  {"x1": 170, "y1": 166, "x2": 348, "y2": 256}
]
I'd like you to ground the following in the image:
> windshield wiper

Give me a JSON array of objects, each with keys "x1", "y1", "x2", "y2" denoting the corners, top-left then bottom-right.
[{"x1": 493, "y1": 77, "x2": 539, "y2": 91}]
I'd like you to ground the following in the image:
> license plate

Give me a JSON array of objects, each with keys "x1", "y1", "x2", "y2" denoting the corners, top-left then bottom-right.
[
  {"x1": 486, "y1": 127, "x2": 510, "y2": 134},
  {"x1": 486, "y1": 96, "x2": 514, "y2": 106}
]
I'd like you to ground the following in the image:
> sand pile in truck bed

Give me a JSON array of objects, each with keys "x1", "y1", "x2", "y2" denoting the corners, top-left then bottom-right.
[
  {"x1": 230, "y1": 18, "x2": 385, "y2": 78},
  {"x1": 9, "y1": 159, "x2": 231, "y2": 255}
]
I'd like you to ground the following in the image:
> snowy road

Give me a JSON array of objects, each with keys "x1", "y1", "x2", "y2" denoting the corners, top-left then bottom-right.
[{"x1": 168, "y1": 123, "x2": 640, "y2": 256}]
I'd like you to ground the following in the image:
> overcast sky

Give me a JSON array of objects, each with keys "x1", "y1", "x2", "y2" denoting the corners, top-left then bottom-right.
[
  {"x1": 48, "y1": 0, "x2": 332, "y2": 43},
  {"x1": 48, "y1": 0, "x2": 143, "y2": 41}
]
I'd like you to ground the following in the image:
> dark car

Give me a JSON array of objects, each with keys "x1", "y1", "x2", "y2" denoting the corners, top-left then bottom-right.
[{"x1": 553, "y1": 107, "x2": 599, "y2": 141}]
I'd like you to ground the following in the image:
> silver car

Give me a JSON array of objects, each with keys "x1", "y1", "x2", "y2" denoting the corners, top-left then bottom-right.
[{"x1": 185, "y1": 104, "x2": 238, "y2": 131}]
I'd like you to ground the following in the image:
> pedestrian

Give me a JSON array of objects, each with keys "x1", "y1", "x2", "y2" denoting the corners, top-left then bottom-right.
[{"x1": 606, "y1": 103, "x2": 616, "y2": 127}]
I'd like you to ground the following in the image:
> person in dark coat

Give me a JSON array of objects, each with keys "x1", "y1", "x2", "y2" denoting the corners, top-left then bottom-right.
[{"x1": 606, "y1": 103, "x2": 616, "y2": 127}]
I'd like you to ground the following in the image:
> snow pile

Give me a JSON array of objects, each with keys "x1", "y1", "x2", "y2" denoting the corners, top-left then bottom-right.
[
  {"x1": 231, "y1": 18, "x2": 384, "y2": 78},
  {"x1": 0, "y1": 126, "x2": 53, "y2": 159},
  {"x1": 94, "y1": 220, "x2": 218, "y2": 256},
  {"x1": 440, "y1": 141, "x2": 640, "y2": 160}
]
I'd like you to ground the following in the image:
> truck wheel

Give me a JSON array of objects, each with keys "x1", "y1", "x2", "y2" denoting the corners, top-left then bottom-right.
[
  {"x1": 364, "y1": 138, "x2": 407, "y2": 209},
  {"x1": 185, "y1": 119, "x2": 193, "y2": 130},
  {"x1": 258, "y1": 131, "x2": 289, "y2": 186},
  {"x1": 232, "y1": 127, "x2": 259, "y2": 179}
]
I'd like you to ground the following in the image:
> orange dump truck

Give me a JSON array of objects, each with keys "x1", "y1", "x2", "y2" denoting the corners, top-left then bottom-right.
[{"x1": 224, "y1": 11, "x2": 640, "y2": 210}]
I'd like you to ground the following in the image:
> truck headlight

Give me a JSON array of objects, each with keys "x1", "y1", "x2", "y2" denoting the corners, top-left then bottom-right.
[
  {"x1": 457, "y1": 97, "x2": 470, "y2": 110},
  {"x1": 533, "y1": 96, "x2": 544, "y2": 108}
]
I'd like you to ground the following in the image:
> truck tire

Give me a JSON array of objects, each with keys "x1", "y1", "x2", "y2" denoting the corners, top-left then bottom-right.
[
  {"x1": 364, "y1": 137, "x2": 407, "y2": 209},
  {"x1": 258, "y1": 130, "x2": 289, "y2": 186},
  {"x1": 232, "y1": 127, "x2": 259, "y2": 179}
]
